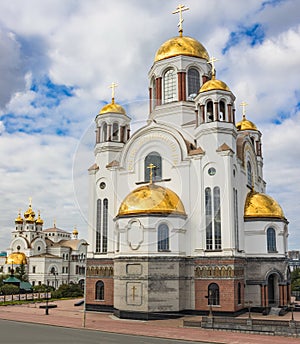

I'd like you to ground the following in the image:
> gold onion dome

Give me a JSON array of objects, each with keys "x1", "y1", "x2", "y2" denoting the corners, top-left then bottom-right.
[
  {"x1": 199, "y1": 74, "x2": 230, "y2": 93},
  {"x1": 99, "y1": 98, "x2": 126, "y2": 115},
  {"x1": 6, "y1": 252, "x2": 27, "y2": 265},
  {"x1": 236, "y1": 115, "x2": 258, "y2": 131},
  {"x1": 118, "y1": 184, "x2": 186, "y2": 217},
  {"x1": 15, "y1": 212, "x2": 23, "y2": 224},
  {"x1": 35, "y1": 212, "x2": 44, "y2": 225},
  {"x1": 73, "y1": 227, "x2": 78, "y2": 235},
  {"x1": 24, "y1": 205, "x2": 35, "y2": 219},
  {"x1": 244, "y1": 190, "x2": 285, "y2": 220},
  {"x1": 154, "y1": 36, "x2": 209, "y2": 62}
]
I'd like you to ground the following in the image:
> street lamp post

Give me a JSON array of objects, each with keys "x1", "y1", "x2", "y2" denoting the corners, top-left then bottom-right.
[
  {"x1": 45, "y1": 280, "x2": 49, "y2": 315},
  {"x1": 82, "y1": 243, "x2": 89, "y2": 328}
]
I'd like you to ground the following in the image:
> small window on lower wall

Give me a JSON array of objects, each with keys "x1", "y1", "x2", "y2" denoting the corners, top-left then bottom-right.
[
  {"x1": 95, "y1": 280, "x2": 104, "y2": 300},
  {"x1": 157, "y1": 223, "x2": 169, "y2": 251},
  {"x1": 208, "y1": 283, "x2": 220, "y2": 306}
]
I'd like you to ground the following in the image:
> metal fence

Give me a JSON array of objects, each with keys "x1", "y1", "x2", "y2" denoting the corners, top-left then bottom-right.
[{"x1": 0, "y1": 292, "x2": 51, "y2": 302}]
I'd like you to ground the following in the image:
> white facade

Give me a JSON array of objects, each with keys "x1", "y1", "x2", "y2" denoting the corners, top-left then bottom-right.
[
  {"x1": 2, "y1": 204, "x2": 88, "y2": 289},
  {"x1": 85, "y1": 28, "x2": 290, "y2": 318}
]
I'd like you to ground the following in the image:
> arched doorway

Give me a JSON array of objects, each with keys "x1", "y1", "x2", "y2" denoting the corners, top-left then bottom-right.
[{"x1": 267, "y1": 273, "x2": 279, "y2": 306}]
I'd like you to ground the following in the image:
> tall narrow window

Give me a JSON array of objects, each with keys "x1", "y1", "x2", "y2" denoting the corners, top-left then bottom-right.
[
  {"x1": 187, "y1": 68, "x2": 200, "y2": 99},
  {"x1": 112, "y1": 122, "x2": 119, "y2": 141},
  {"x1": 214, "y1": 187, "x2": 221, "y2": 250},
  {"x1": 205, "y1": 186, "x2": 222, "y2": 250},
  {"x1": 96, "y1": 199, "x2": 102, "y2": 253},
  {"x1": 205, "y1": 187, "x2": 212, "y2": 250},
  {"x1": 208, "y1": 283, "x2": 220, "y2": 305},
  {"x1": 206, "y1": 101, "x2": 213, "y2": 122},
  {"x1": 164, "y1": 69, "x2": 176, "y2": 103},
  {"x1": 238, "y1": 282, "x2": 242, "y2": 304},
  {"x1": 151, "y1": 77, "x2": 156, "y2": 110},
  {"x1": 103, "y1": 199, "x2": 108, "y2": 253},
  {"x1": 158, "y1": 223, "x2": 169, "y2": 251},
  {"x1": 95, "y1": 280, "x2": 104, "y2": 300},
  {"x1": 219, "y1": 100, "x2": 226, "y2": 121},
  {"x1": 145, "y1": 152, "x2": 162, "y2": 182},
  {"x1": 233, "y1": 188, "x2": 239, "y2": 250},
  {"x1": 247, "y1": 161, "x2": 252, "y2": 187},
  {"x1": 102, "y1": 123, "x2": 107, "y2": 142},
  {"x1": 267, "y1": 228, "x2": 276, "y2": 252}
]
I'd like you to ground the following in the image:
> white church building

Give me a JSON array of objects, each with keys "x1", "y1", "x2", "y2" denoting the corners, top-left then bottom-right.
[
  {"x1": 1, "y1": 201, "x2": 87, "y2": 289},
  {"x1": 85, "y1": 6, "x2": 290, "y2": 319}
]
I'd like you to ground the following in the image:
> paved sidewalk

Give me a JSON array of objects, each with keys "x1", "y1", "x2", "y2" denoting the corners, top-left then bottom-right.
[{"x1": 0, "y1": 299, "x2": 299, "y2": 343}]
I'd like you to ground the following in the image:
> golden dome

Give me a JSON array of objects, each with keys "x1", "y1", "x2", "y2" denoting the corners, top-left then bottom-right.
[
  {"x1": 15, "y1": 212, "x2": 23, "y2": 224},
  {"x1": 199, "y1": 75, "x2": 230, "y2": 93},
  {"x1": 6, "y1": 252, "x2": 27, "y2": 265},
  {"x1": 117, "y1": 183, "x2": 186, "y2": 217},
  {"x1": 26, "y1": 214, "x2": 35, "y2": 223},
  {"x1": 99, "y1": 98, "x2": 126, "y2": 115},
  {"x1": 154, "y1": 36, "x2": 209, "y2": 62},
  {"x1": 236, "y1": 115, "x2": 258, "y2": 131},
  {"x1": 24, "y1": 205, "x2": 35, "y2": 219},
  {"x1": 35, "y1": 212, "x2": 44, "y2": 225},
  {"x1": 244, "y1": 191, "x2": 285, "y2": 220},
  {"x1": 73, "y1": 228, "x2": 78, "y2": 235}
]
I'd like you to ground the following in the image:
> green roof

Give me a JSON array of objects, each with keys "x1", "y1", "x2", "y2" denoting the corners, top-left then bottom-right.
[{"x1": 3, "y1": 276, "x2": 21, "y2": 284}]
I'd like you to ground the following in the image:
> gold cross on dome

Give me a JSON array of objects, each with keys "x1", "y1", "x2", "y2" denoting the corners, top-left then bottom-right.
[
  {"x1": 207, "y1": 56, "x2": 219, "y2": 76},
  {"x1": 172, "y1": 4, "x2": 189, "y2": 36},
  {"x1": 109, "y1": 82, "x2": 118, "y2": 102},
  {"x1": 29, "y1": 196, "x2": 32, "y2": 207},
  {"x1": 240, "y1": 101, "x2": 248, "y2": 118},
  {"x1": 147, "y1": 163, "x2": 156, "y2": 184}
]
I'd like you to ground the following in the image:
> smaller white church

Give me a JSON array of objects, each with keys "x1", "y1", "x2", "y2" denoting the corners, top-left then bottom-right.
[{"x1": 1, "y1": 200, "x2": 88, "y2": 289}]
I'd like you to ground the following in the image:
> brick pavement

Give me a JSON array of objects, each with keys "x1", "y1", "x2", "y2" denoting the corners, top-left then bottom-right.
[{"x1": 0, "y1": 299, "x2": 299, "y2": 343}]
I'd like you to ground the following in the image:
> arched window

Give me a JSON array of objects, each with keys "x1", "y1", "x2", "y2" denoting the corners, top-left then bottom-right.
[
  {"x1": 208, "y1": 283, "x2": 220, "y2": 305},
  {"x1": 151, "y1": 77, "x2": 156, "y2": 110},
  {"x1": 96, "y1": 199, "x2": 101, "y2": 253},
  {"x1": 144, "y1": 152, "x2": 162, "y2": 182},
  {"x1": 247, "y1": 161, "x2": 252, "y2": 187},
  {"x1": 163, "y1": 69, "x2": 176, "y2": 103},
  {"x1": 238, "y1": 282, "x2": 242, "y2": 304},
  {"x1": 267, "y1": 228, "x2": 276, "y2": 252},
  {"x1": 158, "y1": 223, "x2": 169, "y2": 251},
  {"x1": 206, "y1": 101, "x2": 213, "y2": 122},
  {"x1": 102, "y1": 199, "x2": 108, "y2": 253},
  {"x1": 205, "y1": 187, "x2": 212, "y2": 250},
  {"x1": 112, "y1": 122, "x2": 119, "y2": 141},
  {"x1": 205, "y1": 186, "x2": 222, "y2": 250},
  {"x1": 102, "y1": 123, "x2": 107, "y2": 142},
  {"x1": 214, "y1": 187, "x2": 221, "y2": 250},
  {"x1": 187, "y1": 68, "x2": 200, "y2": 99},
  {"x1": 219, "y1": 100, "x2": 226, "y2": 121},
  {"x1": 95, "y1": 280, "x2": 104, "y2": 300}
]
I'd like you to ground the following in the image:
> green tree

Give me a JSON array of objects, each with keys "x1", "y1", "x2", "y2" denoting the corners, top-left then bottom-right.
[
  {"x1": 52, "y1": 283, "x2": 83, "y2": 299},
  {"x1": 291, "y1": 268, "x2": 300, "y2": 291},
  {"x1": 0, "y1": 284, "x2": 19, "y2": 295},
  {"x1": 15, "y1": 263, "x2": 28, "y2": 281}
]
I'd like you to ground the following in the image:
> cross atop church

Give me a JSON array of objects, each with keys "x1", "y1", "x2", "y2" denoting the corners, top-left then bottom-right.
[
  {"x1": 240, "y1": 101, "x2": 248, "y2": 118},
  {"x1": 147, "y1": 163, "x2": 156, "y2": 184},
  {"x1": 29, "y1": 196, "x2": 32, "y2": 207},
  {"x1": 172, "y1": 4, "x2": 189, "y2": 37},
  {"x1": 109, "y1": 82, "x2": 118, "y2": 103},
  {"x1": 207, "y1": 56, "x2": 219, "y2": 77}
]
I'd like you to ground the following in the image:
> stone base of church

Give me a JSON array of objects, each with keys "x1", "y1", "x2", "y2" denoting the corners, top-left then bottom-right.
[{"x1": 85, "y1": 255, "x2": 290, "y2": 319}]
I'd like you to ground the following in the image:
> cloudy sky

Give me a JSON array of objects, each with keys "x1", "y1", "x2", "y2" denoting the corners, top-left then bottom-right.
[{"x1": 0, "y1": 0, "x2": 299, "y2": 251}]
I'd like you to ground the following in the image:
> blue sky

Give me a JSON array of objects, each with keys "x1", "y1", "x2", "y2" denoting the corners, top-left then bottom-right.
[{"x1": 0, "y1": 0, "x2": 300, "y2": 250}]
